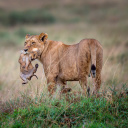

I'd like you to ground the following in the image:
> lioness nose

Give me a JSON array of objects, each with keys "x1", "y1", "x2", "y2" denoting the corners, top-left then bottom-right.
[{"x1": 24, "y1": 49, "x2": 28, "y2": 52}]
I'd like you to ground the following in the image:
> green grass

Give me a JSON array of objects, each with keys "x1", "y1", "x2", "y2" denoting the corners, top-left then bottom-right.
[
  {"x1": 1, "y1": 1, "x2": 128, "y2": 26},
  {"x1": 0, "y1": 28, "x2": 35, "y2": 47},
  {"x1": 0, "y1": 88, "x2": 128, "y2": 128},
  {"x1": 0, "y1": 9, "x2": 56, "y2": 26}
]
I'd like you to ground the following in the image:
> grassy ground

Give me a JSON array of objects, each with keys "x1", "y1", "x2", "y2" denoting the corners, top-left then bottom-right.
[
  {"x1": 0, "y1": 0, "x2": 128, "y2": 127},
  {"x1": 0, "y1": 89, "x2": 128, "y2": 127}
]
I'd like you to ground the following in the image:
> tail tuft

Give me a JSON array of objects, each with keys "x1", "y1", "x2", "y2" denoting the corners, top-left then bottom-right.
[
  {"x1": 91, "y1": 64, "x2": 96, "y2": 70},
  {"x1": 91, "y1": 64, "x2": 96, "y2": 78}
]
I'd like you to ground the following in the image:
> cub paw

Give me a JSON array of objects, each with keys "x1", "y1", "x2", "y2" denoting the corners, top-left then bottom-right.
[{"x1": 35, "y1": 64, "x2": 39, "y2": 68}]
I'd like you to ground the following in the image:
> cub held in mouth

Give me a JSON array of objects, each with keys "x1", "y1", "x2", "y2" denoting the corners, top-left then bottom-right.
[{"x1": 18, "y1": 51, "x2": 39, "y2": 84}]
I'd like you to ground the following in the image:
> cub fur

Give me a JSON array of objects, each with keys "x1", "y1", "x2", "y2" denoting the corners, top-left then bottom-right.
[{"x1": 19, "y1": 51, "x2": 39, "y2": 84}]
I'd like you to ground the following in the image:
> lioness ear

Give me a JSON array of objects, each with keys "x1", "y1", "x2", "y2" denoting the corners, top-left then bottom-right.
[
  {"x1": 39, "y1": 33, "x2": 48, "y2": 43},
  {"x1": 25, "y1": 34, "x2": 30, "y2": 39}
]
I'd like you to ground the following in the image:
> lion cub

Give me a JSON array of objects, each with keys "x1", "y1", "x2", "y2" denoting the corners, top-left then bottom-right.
[{"x1": 19, "y1": 51, "x2": 39, "y2": 84}]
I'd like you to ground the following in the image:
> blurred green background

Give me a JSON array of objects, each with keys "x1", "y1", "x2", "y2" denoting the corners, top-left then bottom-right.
[{"x1": 0, "y1": 0, "x2": 128, "y2": 102}]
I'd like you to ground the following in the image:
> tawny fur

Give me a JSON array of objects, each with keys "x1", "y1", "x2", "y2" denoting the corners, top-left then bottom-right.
[{"x1": 24, "y1": 33, "x2": 103, "y2": 95}]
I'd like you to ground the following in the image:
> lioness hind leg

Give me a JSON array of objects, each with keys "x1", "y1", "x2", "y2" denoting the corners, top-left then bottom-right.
[
  {"x1": 92, "y1": 74, "x2": 101, "y2": 94},
  {"x1": 93, "y1": 50, "x2": 103, "y2": 94}
]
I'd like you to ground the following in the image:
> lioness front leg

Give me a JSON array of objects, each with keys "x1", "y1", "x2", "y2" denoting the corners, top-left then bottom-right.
[{"x1": 47, "y1": 76, "x2": 57, "y2": 95}]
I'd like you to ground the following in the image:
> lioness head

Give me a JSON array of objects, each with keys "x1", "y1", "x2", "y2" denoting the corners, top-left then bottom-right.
[{"x1": 24, "y1": 33, "x2": 48, "y2": 59}]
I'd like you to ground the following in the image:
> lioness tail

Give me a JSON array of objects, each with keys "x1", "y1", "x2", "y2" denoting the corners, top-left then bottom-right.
[{"x1": 90, "y1": 41, "x2": 96, "y2": 78}]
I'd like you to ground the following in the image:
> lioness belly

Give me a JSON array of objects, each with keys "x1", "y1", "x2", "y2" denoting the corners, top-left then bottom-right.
[{"x1": 59, "y1": 60, "x2": 79, "y2": 81}]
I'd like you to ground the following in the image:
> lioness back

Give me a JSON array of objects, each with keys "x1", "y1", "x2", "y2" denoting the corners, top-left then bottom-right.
[{"x1": 58, "y1": 39, "x2": 103, "y2": 81}]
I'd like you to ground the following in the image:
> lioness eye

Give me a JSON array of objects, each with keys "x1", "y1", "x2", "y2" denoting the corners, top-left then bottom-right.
[{"x1": 32, "y1": 42, "x2": 35, "y2": 45}]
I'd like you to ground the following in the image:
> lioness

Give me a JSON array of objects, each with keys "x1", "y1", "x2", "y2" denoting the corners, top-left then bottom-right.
[
  {"x1": 24, "y1": 33, "x2": 103, "y2": 95},
  {"x1": 19, "y1": 51, "x2": 39, "y2": 84}
]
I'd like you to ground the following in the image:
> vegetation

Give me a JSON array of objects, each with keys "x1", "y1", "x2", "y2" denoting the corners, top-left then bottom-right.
[
  {"x1": 0, "y1": 86, "x2": 128, "y2": 128},
  {"x1": 0, "y1": 9, "x2": 56, "y2": 26}
]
